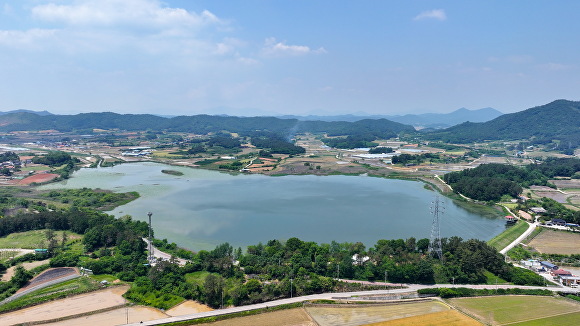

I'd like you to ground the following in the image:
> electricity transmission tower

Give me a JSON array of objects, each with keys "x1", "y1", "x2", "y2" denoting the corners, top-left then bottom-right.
[{"x1": 428, "y1": 196, "x2": 443, "y2": 260}]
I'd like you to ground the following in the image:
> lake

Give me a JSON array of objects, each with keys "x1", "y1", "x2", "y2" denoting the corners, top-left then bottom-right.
[{"x1": 40, "y1": 162, "x2": 506, "y2": 251}]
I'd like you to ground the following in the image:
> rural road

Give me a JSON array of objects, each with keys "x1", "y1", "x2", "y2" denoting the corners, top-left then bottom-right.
[
  {"x1": 500, "y1": 221, "x2": 538, "y2": 255},
  {"x1": 142, "y1": 238, "x2": 188, "y2": 266},
  {"x1": 127, "y1": 282, "x2": 575, "y2": 326}
]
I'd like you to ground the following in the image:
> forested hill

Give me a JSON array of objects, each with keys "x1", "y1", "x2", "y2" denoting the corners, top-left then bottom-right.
[
  {"x1": 0, "y1": 111, "x2": 415, "y2": 138},
  {"x1": 425, "y1": 99, "x2": 580, "y2": 148}
]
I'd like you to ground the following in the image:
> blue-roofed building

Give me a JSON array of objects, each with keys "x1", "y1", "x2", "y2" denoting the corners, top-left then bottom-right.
[{"x1": 540, "y1": 261, "x2": 558, "y2": 270}]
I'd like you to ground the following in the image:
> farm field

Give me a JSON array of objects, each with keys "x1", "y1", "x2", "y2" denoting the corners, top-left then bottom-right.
[
  {"x1": 551, "y1": 179, "x2": 580, "y2": 191},
  {"x1": 528, "y1": 228, "x2": 580, "y2": 255},
  {"x1": 198, "y1": 308, "x2": 315, "y2": 326},
  {"x1": 448, "y1": 295, "x2": 580, "y2": 325},
  {"x1": 41, "y1": 305, "x2": 168, "y2": 326},
  {"x1": 508, "y1": 311, "x2": 580, "y2": 326},
  {"x1": 364, "y1": 309, "x2": 482, "y2": 326},
  {"x1": 0, "y1": 229, "x2": 81, "y2": 249},
  {"x1": 305, "y1": 301, "x2": 449, "y2": 326},
  {"x1": 18, "y1": 173, "x2": 59, "y2": 185},
  {"x1": 0, "y1": 285, "x2": 129, "y2": 325}
]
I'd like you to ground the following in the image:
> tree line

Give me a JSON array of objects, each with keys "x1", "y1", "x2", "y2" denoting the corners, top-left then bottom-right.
[{"x1": 442, "y1": 161, "x2": 575, "y2": 202}]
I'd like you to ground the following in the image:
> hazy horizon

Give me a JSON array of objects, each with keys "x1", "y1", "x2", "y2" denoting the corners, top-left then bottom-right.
[{"x1": 1, "y1": 1, "x2": 579, "y2": 116}]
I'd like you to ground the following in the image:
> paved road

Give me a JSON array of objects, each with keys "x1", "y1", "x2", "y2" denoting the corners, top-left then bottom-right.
[
  {"x1": 500, "y1": 220, "x2": 538, "y2": 255},
  {"x1": 142, "y1": 238, "x2": 188, "y2": 266},
  {"x1": 126, "y1": 282, "x2": 575, "y2": 326}
]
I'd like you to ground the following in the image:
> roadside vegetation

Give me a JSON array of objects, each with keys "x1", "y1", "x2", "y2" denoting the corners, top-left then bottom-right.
[{"x1": 487, "y1": 221, "x2": 529, "y2": 251}]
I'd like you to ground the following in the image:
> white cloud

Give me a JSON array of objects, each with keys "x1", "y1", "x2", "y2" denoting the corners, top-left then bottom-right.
[
  {"x1": 262, "y1": 37, "x2": 326, "y2": 57},
  {"x1": 31, "y1": 0, "x2": 221, "y2": 29},
  {"x1": 539, "y1": 62, "x2": 573, "y2": 71},
  {"x1": 0, "y1": 29, "x2": 57, "y2": 48},
  {"x1": 413, "y1": 9, "x2": 447, "y2": 21},
  {"x1": 0, "y1": 0, "x2": 234, "y2": 60},
  {"x1": 237, "y1": 57, "x2": 259, "y2": 65}
]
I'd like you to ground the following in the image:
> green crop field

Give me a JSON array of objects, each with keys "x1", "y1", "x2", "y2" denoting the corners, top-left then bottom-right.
[
  {"x1": 509, "y1": 311, "x2": 580, "y2": 326},
  {"x1": 0, "y1": 230, "x2": 81, "y2": 249},
  {"x1": 487, "y1": 220, "x2": 529, "y2": 250},
  {"x1": 449, "y1": 295, "x2": 580, "y2": 325}
]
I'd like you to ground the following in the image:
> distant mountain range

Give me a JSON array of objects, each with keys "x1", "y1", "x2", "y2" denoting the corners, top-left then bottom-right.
[
  {"x1": 426, "y1": 99, "x2": 580, "y2": 151},
  {"x1": 279, "y1": 107, "x2": 503, "y2": 129},
  {"x1": 0, "y1": 111, "x2": 414, "y2": 139},
  {"x1": 0, "y1": 100, "x2": 577, "y2": 150},
  {"x1": 0, "y1": 109, "x2": 53, "y2": 116}
]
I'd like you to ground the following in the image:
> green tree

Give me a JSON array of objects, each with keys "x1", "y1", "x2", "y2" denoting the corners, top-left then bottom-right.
[
  {"x1": 204, "y1": 274, "x2": 225, "y2": 308},
  {"x1": 12, "y1": 265, "x2": 32, "y2": 287}
]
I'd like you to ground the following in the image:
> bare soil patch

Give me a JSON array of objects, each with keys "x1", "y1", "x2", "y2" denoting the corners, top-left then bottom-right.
[
  {"x1": 551, "y1": 179, "x2": 580, "y2": 190},
  {"x1": 528, "y1": 228, "x2": 580, "y2": 255},
  {"x1": 165, "y1": 300, "x2": 213, "y2": 316},
  {"x1": 42, "y1": 305, "x2": 168, "y2": 326},
  {"x1": 18, "y1": 173, "x2": 59, "y2": 185},
  {"x1": 306, "y1": 301, "x2": 449, "y2": 326},
  {"x1": 0, "y1": 285, "x2": 129, "y2": 325},
  {"x1": 518, "y1": 210, "x2": 533, "y2": 221},
  {"x1": 200, "y1": 308, "x2": 315, "y2": 326},
  {"x1": 363, "y1": 310, "x2": 482, "y2": 326},
  {"x1": 1, "y1": 259, "x2": 50, "y2": 282},
  {"x1": 532, "y1": 191, "x2": 569, "y2": 203}
]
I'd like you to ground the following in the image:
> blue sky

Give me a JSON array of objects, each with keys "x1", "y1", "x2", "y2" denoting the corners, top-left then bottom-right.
[{"x1": 0, "y1": 0, "x2": 579, "y2": 116}]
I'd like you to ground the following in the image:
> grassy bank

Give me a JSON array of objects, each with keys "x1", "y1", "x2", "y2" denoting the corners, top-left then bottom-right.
[{"x1": 487, "y1": 220, "x2": 529, "y2": 251}]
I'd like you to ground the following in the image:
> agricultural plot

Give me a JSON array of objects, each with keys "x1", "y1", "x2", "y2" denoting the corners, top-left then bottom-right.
[
  {"x1": 364, "y1": 310, "x2": 482, "y2": 326},
  {"x1": 508, "y1": 311, "x2": 580, "y2": 326},
  {"x1": 448, "y1": 295, "x2": 580, "y2": 325},
  {"x1": 0, "y1": 285, "x2": 129, "y2": 325},
  {"x1": 199, "y1": 308, "x2": 315, "y2": 326},
  {"x1": 0, "y1": 229, "x2": 81, "y2": 249},
  {"x1": 41, "y1": 305, "x2": 168, "y2": 326},
  {"x1": 528, "y1": 228, "x2": 580, "y2": 255},
  {"x1": 306, "y1": 301, "x2": 449, "y2": 326},
  {"x1": 551, "y1": 179, "x2": 580, "y2": 191}
]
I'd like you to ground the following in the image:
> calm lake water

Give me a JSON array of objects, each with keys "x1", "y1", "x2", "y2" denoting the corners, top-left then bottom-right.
[{"x1": 41, "y1": 162, "x2": 506, "y2": 251}]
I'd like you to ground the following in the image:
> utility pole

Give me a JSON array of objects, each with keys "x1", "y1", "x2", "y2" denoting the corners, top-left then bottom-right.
[
  {"x1": 290, "y1": 278, "x2": 293, "y2": 298},
  {"x1": 385, "y1": 271, "x2": 388, "y2": 290},
  {"x1": 148, "y1": 212, "x2": 153, "y2": 263}
]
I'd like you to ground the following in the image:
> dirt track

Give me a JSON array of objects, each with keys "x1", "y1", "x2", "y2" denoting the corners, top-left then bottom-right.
[{"x1": 1, "y1": 259, "x2": 50, "y2": 282}]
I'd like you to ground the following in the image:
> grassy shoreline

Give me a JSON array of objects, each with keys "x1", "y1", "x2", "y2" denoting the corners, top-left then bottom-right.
[{"x1": 487, "y1": 220, "x2": 529, "y2": 251}]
